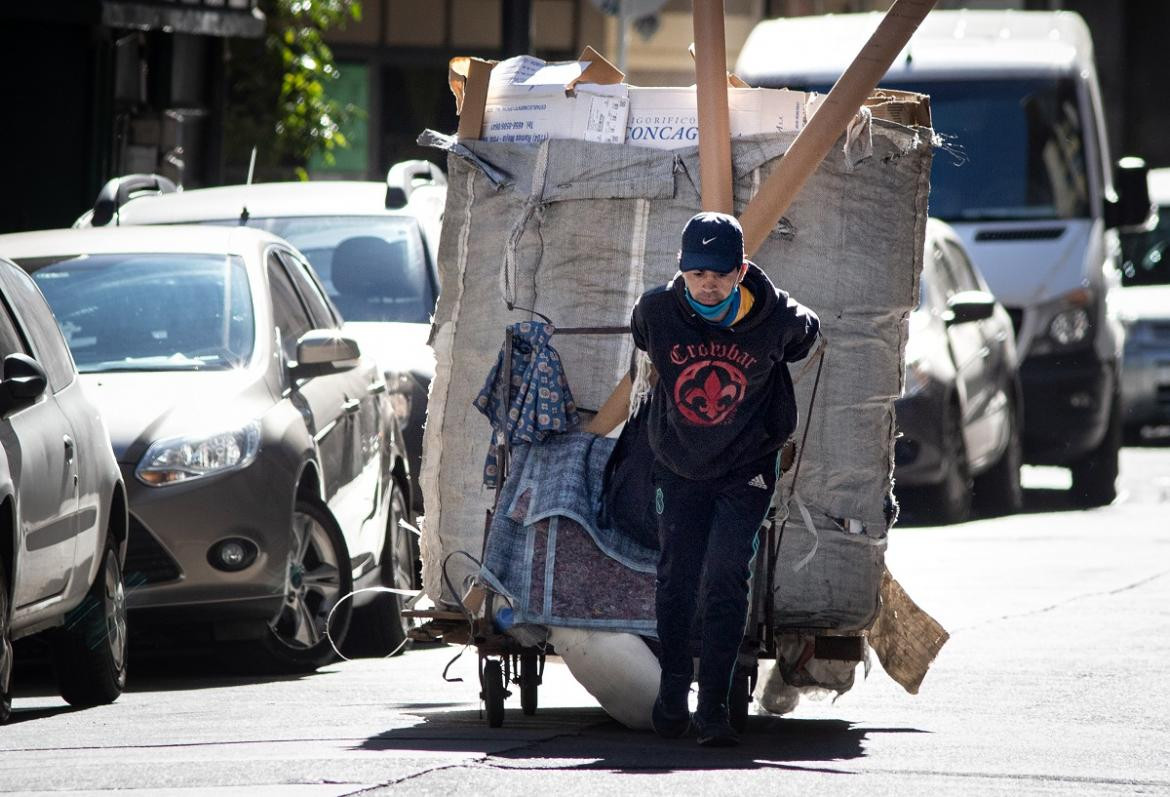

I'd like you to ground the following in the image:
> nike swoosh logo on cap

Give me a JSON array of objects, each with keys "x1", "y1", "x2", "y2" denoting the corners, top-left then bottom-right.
[{"x1": 702, "y1": 236, "x2": 717, "y2": 245}]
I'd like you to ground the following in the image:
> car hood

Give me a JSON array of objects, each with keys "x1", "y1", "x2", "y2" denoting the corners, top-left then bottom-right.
[
  {"x1": 79, "y1": 369, "x2": 270, "y2": 465},
  {"x1": 947, "y1": 220, "x2": 1095, "y2": 307},
  {"x1": 1116, "y1": 285, "x2": 1170, "y2": 323},
  {"x1": 342, "y1": 321, "x2": 435, "y2": 378}
]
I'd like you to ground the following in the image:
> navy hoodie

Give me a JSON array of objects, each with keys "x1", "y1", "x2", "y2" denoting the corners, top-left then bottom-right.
[{"x1": 630, "y1": 263, "x2": 820, "y2": 480}]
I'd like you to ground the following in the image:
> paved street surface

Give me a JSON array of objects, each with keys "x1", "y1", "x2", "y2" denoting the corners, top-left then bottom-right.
[{"x1": 4, "y1": 446, "x2": 1169, "y2": 796}]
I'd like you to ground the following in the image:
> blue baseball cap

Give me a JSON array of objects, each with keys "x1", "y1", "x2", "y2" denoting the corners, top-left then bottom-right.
[{"x1": 678, "y1": 212, "x2": 744, "y2": 274}]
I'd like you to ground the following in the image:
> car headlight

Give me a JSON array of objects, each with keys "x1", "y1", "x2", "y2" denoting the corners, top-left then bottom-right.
[
  {"x1": 136, "y1": 420, "x2": 261, "y2": 486},
  {"x1": 388, "y1": 393, "x2": 411, "y2": 425},
  {"x1": 386, "y1": 371, "x2": 421, "y2": 425},
  {"x1": 1049, "y1": 306, "x2": 1090, "y2": 346},
  {"x1": 1029, "y1": 288, "x2": 1095, "y2": 356}
]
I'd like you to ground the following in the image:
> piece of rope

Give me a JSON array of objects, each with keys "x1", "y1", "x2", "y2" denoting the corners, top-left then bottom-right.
[
  {"x1": 628, "y1": 349, "x2": 654, "y2": 418},
  {"x1": 772, "y1": 338, "x2": 828, "y2": 589},
  {"x1": 501, "y1": 140, "x2": 550, "y2": 310},
  {"x1": 789, "y1": 490, "x2": 820, "y2": 572},
  {"x1": 439, "y1": 550, "x2": 485, "y2": 683}
]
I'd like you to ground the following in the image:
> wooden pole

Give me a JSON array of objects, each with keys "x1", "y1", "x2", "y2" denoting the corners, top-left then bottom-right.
[
  {"x1": 738, "y1": 0, "x2": 937, "y2": 257},
  {"x1": 693, "y1": 0, "x2": 734, "y2": 214}
]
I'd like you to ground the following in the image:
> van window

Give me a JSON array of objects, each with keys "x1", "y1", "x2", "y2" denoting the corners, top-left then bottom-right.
[
  {"x1": 796, "y1": 77, "x2": 1090, "y2": 223},
  {"x1": 900, "y1": 78, "x2": 1089, "y2": 223}
]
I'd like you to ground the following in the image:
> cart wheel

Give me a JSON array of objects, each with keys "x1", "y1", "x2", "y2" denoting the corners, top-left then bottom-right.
[
  {"x1": 730, "y1": 672, "x2": 751, "y2": 733},
  {"x1": 483, "y1": 659, "x2": 506, "y2": 728},
  {"x1": 520, "y1": 653, "x2": 539, "y2": 716}
]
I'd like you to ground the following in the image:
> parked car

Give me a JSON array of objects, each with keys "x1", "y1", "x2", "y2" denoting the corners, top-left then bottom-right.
[
  {"x1": 0, "y1": 256, "x2": 127, "y2": 723},
  {"x1": 894, "y1": 220, "x2": 1023, "y2": 524},
  {"x1": 74, "y1": 161, "x2": 445, "y2": 513},
  {"x1": 738, "y1": 10, "x2": 1152, "y2": 507},
  {"x1": 1118, "y1": 167, "x2": 1170, "y2": 438},
  {"x1": 0, "y1": 226, "x2": 417, "y2": 671}
]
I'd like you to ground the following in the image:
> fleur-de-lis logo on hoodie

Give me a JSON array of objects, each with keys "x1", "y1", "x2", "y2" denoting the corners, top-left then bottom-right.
[{"x1": 673, "y1": 359, "x2": 748, "y2": 426}]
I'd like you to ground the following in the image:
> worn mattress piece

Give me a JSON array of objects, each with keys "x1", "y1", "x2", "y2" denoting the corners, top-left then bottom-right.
[
  {"x1": 478, "y1": 433, "x2": 658, "y2": 634},
  {"x1": 421, "y1": 112, "x2": 931, "y2": 630}
]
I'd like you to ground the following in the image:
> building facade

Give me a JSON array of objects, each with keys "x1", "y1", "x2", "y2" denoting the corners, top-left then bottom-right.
[
  {"x1": 319, "y1": 0, "x2": 1168, "y2": 182},
  {"x1": 1, "y1": 0, "x2": 263, "y2": 233}
]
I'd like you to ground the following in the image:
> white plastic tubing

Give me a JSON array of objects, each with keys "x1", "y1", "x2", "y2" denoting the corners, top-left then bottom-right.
[{"x1": 546, "y1": 627, "x2": 661, "y2": 730}]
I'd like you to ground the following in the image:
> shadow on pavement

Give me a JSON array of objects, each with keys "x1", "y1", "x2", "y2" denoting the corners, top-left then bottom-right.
[
  {"x1": 3, "y1": 704, "x2": 84, "y2": 725},
  {"x1": 11, "y1": 639, "x2": 316, "y2": 699},
  {"x1": 358, "y1": 707, "x2": 927, "y2": 772},
  {"x1": 894, "y1": 485, "x2": 1080, "y2": 527}
]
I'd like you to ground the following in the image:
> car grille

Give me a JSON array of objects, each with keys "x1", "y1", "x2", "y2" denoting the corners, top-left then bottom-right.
[
  {"x1": 125, "y1": 514, "x2": 182, "y2": 586},
  {"x1": 1150, "y1": 322, "x2": 1170, "y2": 342},
  {"x1": 974, "y1": 227, "x2": 1066, "y2": 242}
]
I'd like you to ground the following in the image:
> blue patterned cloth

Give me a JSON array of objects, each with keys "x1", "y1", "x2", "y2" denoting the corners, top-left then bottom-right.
[{"x1": 473, "y1": 322, "x2": 581, "y2": 487}]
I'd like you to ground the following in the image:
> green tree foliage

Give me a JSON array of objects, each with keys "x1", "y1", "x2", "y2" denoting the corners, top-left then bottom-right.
[{"x1": 224, "y1": 0, "x2": 362, "y2": 181}]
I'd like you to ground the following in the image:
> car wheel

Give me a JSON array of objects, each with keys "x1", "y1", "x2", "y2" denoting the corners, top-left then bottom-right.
[
  {"x1": 974, "y1": 398, "x2": 1024, "y2": 517},
  {"x1": 261, "y1": 500, "x2": 353, "y2": 672},
  {"x1": 923, "y1": 399, "x2": 972, "y2": 524},
  {"x1": 1, "y1": 564, "x2": 13, "y2": 724},
  {"x1": 345, "y1": 479, "x2": 417, "y2": 657},
  {"x1": 1071, "y1": 391, "x2": 1121, "y2": 508},
  {"x1": 52, "y1": 535, "x2": 127, "y2": 707}
]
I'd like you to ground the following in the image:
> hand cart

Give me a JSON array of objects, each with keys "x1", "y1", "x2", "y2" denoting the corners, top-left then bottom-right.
[{"x1": 408, "y1": 326, "x2": 859, "y2": 730}]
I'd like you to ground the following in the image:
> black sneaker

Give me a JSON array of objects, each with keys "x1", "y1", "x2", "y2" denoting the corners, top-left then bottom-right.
[
  {"x1": 651, "y1": 696, "x2": 691, "y2": 738},
  {"x1": 695, "y1": 712, "x2": 740, "y2": 747}
]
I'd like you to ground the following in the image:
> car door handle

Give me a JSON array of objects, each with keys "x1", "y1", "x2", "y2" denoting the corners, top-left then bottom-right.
[
  {"x1": 63, "y1": 435, "x2": 75, "y2": 464},
  {"x1": 342, "y1": 398, "x2": 361, "y2": 415}
]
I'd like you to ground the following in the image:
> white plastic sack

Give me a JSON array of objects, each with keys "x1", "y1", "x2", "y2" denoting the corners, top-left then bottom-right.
[{"x1": 547, "y1": 627, "x2": 660, "y2": 729}]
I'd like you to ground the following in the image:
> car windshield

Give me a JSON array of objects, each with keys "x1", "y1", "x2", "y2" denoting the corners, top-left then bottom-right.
[
  {"x1": 225, "y1": 216, "x2": 434, "y2": 323},
  {"x1": 1120, "y1": 206, "x2": 1170, "y2": 287},
  {"x1": 19, "y1": 254, "x2": 254, "y2": 373},
  {"x1": 796, "y1": 77, "x2": 1090, "y2": 222}
]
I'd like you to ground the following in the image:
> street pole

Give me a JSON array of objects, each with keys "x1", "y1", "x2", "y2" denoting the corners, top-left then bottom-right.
[
  {"x1": 616, "y1": 0, "x2": 629, "y2": 73},
  {"x1": 693, "y1": 0, "x2": 733, "y2": 213},
  {"x1": 502, "y1": 0, "x2": 532, "y2": 57}
]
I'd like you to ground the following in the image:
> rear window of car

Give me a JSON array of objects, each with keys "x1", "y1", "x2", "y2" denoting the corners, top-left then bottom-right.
[
  {"x1": 17, "y1": 254, "x2": 254, "y2": 373},
  {"x1": 215, "y1": 216, "x2": 435, "y2": 324}
]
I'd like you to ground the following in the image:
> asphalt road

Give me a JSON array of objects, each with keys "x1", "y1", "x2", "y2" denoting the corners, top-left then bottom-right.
[{"x1": 3, "y1": 445, "x2": 1169, "y2": 796}]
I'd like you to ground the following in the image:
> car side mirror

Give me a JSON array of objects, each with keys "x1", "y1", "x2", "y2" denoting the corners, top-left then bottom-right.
[
  {"x1": 944, "y1": 290, "x2": 996, "y2": 326},
  {"x1": 289, "y1": 330, "x2": 361, "y2": 380},
  {"x1": 1105, "y1": 156, "x2": 1156, "y2": 231},
  {"x1": 0, "y1": 353, "x2": 48, "y2": 415}
]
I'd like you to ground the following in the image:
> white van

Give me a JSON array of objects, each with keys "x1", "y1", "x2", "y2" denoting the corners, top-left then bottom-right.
[{"x1": 737, "y1": 9, "x2": 1151, "y2": 506}]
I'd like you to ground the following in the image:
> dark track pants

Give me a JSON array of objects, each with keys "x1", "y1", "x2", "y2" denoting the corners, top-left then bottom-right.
[{"x1": 652, "y1": 452, "x2": 777, "y2": 715}]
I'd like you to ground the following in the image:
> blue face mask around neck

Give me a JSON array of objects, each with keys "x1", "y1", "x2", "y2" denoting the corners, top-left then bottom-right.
[{"x1": 685, "y1": 283, "x2": 740, "y2": 326}]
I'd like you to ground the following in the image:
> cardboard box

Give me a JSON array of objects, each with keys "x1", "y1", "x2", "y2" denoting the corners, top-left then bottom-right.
[
  {"x1": 451, "y1": 49, "x2": 811, "y2": 150},
  {"x1": 450, "y1": 47, "x2": 625, "y2": 142},
  {"x1": 625, "y1": 86, "x2": 810, "y2": 150}
]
